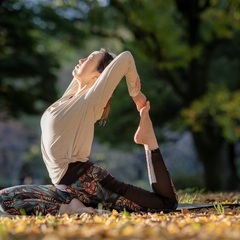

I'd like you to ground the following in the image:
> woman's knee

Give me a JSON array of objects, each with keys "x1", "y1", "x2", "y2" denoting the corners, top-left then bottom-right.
[
  {"x1": 164, "y1": 198, "x2": 178, "y2": 210},
  {"x1": 0, "y1": 188, "x2": 10, "y2": 212}
]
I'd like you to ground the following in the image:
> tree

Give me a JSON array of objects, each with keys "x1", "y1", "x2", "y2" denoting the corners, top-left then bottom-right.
[{"x1": 0, "y1": 0, "x2": 88, "y2": 118}]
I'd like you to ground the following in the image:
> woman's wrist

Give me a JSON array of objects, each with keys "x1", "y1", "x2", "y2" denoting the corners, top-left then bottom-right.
[{"x1": 132, "y1": 91, "x2": 147, "y2": 111}]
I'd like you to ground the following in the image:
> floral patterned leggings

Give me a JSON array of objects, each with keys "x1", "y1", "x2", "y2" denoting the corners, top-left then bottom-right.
[{"x1": 0, "y1": 148, "x2": 178, "y2": 215}]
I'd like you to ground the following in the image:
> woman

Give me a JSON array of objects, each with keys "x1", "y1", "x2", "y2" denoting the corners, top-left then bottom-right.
[{"x1": 0, "y1": 49, "x2": 178, "y2": 215}]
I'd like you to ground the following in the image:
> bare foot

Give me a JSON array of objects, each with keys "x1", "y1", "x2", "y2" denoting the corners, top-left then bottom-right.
[
  {"x1": 134, "y1": 101, "x2": 152, "y2": 144},
  {"x1": 59, "y1": 198, "x2": 96, "y2": 215},
  {"x1": 134, "y1": 101, "x2": 158, "y2": 150}
]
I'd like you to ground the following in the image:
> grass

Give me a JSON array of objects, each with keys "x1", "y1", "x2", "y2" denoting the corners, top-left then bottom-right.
[
  {"x1": 214, "y1": 202, "x2": 225, "y2": 214},
  {"x1": 179, "y1": 193, "x2": 197, "y2": 203}
]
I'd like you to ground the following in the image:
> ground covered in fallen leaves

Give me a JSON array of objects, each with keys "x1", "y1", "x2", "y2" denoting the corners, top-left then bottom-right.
[{"x1": 0, "y1": 192, "x2": 239, "y2": 240}]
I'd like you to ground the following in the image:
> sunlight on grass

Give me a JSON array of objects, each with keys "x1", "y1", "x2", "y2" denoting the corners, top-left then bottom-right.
[{"x1": 0, "y1": 192, "x2": 239, "y2": 240}]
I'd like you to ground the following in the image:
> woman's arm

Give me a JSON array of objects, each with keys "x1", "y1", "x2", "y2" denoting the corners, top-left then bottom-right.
[{"x1": 86, "y1": 51, "x2": 143, "y2": 112}]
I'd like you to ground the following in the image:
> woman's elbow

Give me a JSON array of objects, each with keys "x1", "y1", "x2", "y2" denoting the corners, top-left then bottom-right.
[{"x1": 119, "y1": 51, "x2": 134, "y2": 61}]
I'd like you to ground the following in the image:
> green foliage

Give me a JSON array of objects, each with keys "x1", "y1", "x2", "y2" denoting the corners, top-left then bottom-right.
[
  {"x1": 87, "y1": 0, "x2": 240, "y2": 148},
  {"x1": 0, "y1": 0, "x2": 87, "y2": 118},
  {"x1": 201, "y1": 0, "x2": 240, "y2": 41},
  {"x1": 0, "y1": 2, "x2": 57, "y2": 117},
  {"x1": 2, "y1": 0, "x2": 240, "y2": 146},
  {"x1": 182, "y1": 85, "x2": 240, "y2": 142}
]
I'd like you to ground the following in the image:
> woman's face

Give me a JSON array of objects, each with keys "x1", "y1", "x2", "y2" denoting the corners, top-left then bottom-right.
[{"x1": 72, "y1": 51, "x2": 104, "y2": 82}]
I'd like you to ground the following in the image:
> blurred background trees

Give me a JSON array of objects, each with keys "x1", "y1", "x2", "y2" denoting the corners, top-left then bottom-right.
[{"x1": 0, "y1": 0, "x2": 240, "y2": 191}]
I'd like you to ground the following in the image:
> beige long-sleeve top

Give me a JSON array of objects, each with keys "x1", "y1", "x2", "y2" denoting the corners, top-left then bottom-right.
[{"x1": 40, "y1": 51, "x2": 141, "y2": 185}]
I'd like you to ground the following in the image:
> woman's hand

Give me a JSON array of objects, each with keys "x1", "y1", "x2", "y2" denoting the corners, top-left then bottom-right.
[{"x1": 132, "y1": 91, "x2": 147, "y2": 112}]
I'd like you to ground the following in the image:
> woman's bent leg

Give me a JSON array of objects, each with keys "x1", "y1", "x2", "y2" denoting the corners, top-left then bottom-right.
[
  {"x1": 103, "y1": 102, "x2": 177, "y2": 211},
  {"x1": 0, "y1": 185, "x2": 71, "y2": 215},
  {"x1": 100, "y1": 149, "x2": 178, "y2": 212},
  {"x1": 65, "y1": 158, "x2": 177, "y2": 212}
]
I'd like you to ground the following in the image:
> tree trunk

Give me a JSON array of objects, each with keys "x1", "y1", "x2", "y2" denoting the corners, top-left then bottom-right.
[
  {"x1": 225, "y1": 143, "x2": 239, "y2": 190},
  {"x1": 192, "y1": 126, "x2": 239, "y2": 191}
]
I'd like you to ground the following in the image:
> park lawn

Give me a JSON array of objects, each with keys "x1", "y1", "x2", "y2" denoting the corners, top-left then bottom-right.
[{"x1": 0, "y1": 192, "x2": 239, "y2": 240}]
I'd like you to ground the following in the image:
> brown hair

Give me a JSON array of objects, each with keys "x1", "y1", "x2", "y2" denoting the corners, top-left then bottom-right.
[{"x1": 97, "y1": 49, "x2": 114, "y2": 126}]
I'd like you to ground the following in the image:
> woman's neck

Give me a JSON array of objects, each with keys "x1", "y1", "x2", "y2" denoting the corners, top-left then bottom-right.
[{"x1": 74, "y1": 78, "x2": 90, "y2": 96}]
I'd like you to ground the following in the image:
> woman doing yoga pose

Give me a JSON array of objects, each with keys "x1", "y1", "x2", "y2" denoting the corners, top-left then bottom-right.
[{"x1": 0, "y1": 49, "x2": 178, "y2": 215}]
